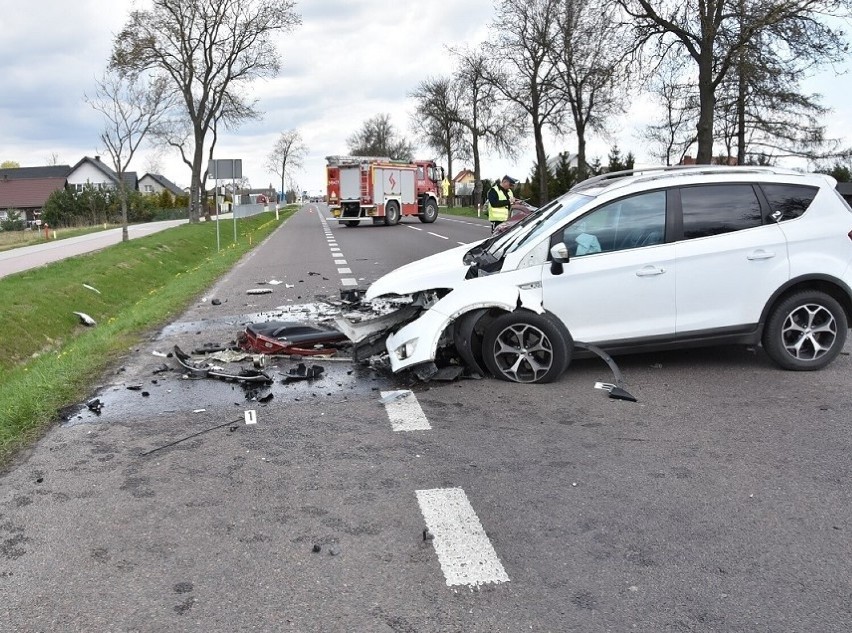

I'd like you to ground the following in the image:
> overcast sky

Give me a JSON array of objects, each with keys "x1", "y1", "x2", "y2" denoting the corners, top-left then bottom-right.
[{"x1": 1, "y1": 0, "x2": 850, "y2": 194}]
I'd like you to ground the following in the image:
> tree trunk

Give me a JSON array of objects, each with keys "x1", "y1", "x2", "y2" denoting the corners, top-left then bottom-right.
[
  {"x1": 472, "y1": 134, "x2": 482, "y2": 210},
  {"x1": 576, "y1": 122, "x2": 587, "y2": 182},
  {"x1": 695, "y1": 60, "x2": 715, "y2": 164},
  {"x1": 533, "y1": 117, "x2": 549, "y2": 204}
]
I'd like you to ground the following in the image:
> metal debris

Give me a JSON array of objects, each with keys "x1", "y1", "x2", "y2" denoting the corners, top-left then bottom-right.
[
  {"x1": 247, "y1": 288, "x2": 274, "y2": 295},
  {"x1": 87, "y1": 398, "x2": 103, "y2": 414},
  {"x1": 173, "y1": 345, "x2": 273, "y2": 384},
  {"x1": 281, "y1": 363, "x2": 325, "y2": 383},
  {"x1": 141, "y1": 417, "x2": 244, "y2": 456}
]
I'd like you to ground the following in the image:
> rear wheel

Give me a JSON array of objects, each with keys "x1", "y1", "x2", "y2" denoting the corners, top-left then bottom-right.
[
  {"x1": 384, "y1": 201, "x2": 401, "y2": 226},
  {"x1": 762, "y1": 290, "x2": 848, "y2": 370},
  {"x1": 482, "y1": 311, "x2": 572, "y2": 383},
  {"x1": 419, "y1": 198, "x2": 438, "y2": 223},
  {"x1": 344, "y1": 220, "x2": 360, "y2": 227}
]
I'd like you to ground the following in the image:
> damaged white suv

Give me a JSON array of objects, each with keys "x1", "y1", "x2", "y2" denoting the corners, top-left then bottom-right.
[{"x1": 339, "y1": 166, "x2": 852, "y2": 383}]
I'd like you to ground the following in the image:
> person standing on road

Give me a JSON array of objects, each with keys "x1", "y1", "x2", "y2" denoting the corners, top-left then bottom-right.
[{"x1": 487, "y1": 175, "x2": 517, "y2": 233}]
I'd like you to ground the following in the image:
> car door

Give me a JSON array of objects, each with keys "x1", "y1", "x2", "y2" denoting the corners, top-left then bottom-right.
[
  {"x1": 540, "y1": 190, "x2": 678, "y2": 344},
  {"x1": 673, "y1": 183, "x2": 790, "y2": 334}
]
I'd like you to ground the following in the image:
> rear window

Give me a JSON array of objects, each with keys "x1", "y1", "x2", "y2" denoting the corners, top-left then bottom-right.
[
  {"x1": 680, "y1": 184, "x2": 762, "y2": 239},
  {"x1": 761, "y1": 184, "x2": 818, "y2": 221}
]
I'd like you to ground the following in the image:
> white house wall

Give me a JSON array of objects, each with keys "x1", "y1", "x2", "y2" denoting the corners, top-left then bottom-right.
[{"x1": 67, "y1": 162, "x2": 114, "y2": 188}]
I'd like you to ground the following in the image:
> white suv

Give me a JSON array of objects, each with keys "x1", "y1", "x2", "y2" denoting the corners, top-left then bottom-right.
[{"x1": 350, "y1": 166, "x2": 852, "y2": 383}]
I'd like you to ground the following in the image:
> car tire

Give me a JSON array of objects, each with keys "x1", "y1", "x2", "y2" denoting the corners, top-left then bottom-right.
[
  {"x1": 762, "y1": 290, "x2": 848, "y2": 370},
  {"x1": 344, "y1": 220, "x2": 360, "y2": 227},
  {"x1": 419, "y1": 199, "x2": 438, "y2": 223},
  {"x1": 481, "y1": 310, "x2": 572, "y2": 383},
  {"x1": 384, "y1": 201, "x2": 401, "y2": 226}
]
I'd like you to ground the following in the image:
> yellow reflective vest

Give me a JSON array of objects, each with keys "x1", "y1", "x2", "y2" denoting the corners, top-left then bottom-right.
[{"x1": 487, "y1": 185, "x2": 511, "y2": 222}]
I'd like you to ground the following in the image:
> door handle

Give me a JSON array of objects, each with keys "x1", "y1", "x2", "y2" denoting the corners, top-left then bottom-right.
[
  {"x1": 635, "y1": 265, "x2": 665, "y2": 277},
  {"x1": 747, "y1": 250, "x2": 776, "y2": 260}
]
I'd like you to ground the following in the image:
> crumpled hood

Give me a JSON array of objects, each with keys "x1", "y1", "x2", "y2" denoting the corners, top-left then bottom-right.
[{"x1": 365, "y1": 242, "x2": 477, "y2": 300}]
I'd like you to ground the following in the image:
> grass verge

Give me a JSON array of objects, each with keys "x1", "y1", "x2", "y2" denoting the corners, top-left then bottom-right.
[
  {"x1": 440, "y1": 206, "x2": 484, "y2": 220},
  {"x1": 0, "y1": 209, "x2": 295, "y2": 465}
]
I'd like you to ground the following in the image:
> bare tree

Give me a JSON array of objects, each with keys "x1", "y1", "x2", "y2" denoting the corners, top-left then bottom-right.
[
  {"x1": 552, "y1": 0, "x2": 627, "y2": 181},
  {"x1": 86, "y1": 71, "x2": 171, "y2": 241},
  {"x1": 110, "y1": 0, "x2": 301, "y2": 222},
  {"x1": 410, "y1": 77, "x2": 469, "y2": 207},
  {"x1": 482, "y1": 0, "x2": 568, "y2": 204},
  {"x1": 347, "y1": 114, "x2": 414, "y2": 160},
  {"x1": 448, "y1": 48, "x2": 523, "y2": 209},
  {"x1": 617, "y1": 0, "x2": 850, "y2": 163},
  {"x1": 44, "y1": 153, "x2": 61, "y2": 166},
  {"x1": 641, "y1": 56, "x2": 698, "y2": 165},
  {"x1": 265, "y1": 130, "x2": 307, "y2": 204}
]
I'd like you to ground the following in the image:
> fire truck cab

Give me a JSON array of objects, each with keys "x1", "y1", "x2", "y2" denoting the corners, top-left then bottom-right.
[{"x1": 326, "y1": 156, "x2": 443, "y2": 227}]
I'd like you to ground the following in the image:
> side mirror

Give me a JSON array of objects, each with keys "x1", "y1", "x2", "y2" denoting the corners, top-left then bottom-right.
[{"x1": 549, "y1": 243, "x2": 569, "y2": 276}]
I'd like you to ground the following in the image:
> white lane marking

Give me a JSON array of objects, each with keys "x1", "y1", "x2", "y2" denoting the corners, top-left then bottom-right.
[
  {"x1": 341, "y1": 278, "x2": 358, "y2": 286},
  {"x1": 380, "y1": 390, "x2": 431, "y2": 432},
  {"x1": 428, "y1": 232, "x2": 449, "y2": 240},
  {"x1": 407, "y1": 226, "x2": 423, "y2": 231},
  {"x1": 337, "y1": 267, "x2": 352, "y2": 274},
  {"x1": 415, "y1": 488, "x2": 510, "y2": 587},
  {"x1": 330, "y1": 248, "x2": 341, "y2": 253},
  {"x1": 457, "y1": 242, "x2": 466, "y2": 245},
  {"x1": 334, "y1": 259, "x2": 347, "y2": 265}
]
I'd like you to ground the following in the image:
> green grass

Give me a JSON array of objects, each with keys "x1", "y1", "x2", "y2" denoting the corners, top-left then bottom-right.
[
  {"x1": 0, "y1": 210, "x2": 296, "y2": 463},
  {"x1": 440, "y1": 205, "x2": 485, "y2": 220},
  {"x1": 0, "y1": 223, "x2": 123, "y2": 253}
]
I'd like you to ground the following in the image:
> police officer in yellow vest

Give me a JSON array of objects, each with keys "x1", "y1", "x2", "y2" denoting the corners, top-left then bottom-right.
[{"x1": 487, "y1": 175, "x2": 518, "y2": 233}]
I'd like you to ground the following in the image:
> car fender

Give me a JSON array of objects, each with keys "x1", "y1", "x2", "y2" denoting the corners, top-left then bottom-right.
[{"x1": 385, "y1": 284, "x2": 544, "y2": 373}]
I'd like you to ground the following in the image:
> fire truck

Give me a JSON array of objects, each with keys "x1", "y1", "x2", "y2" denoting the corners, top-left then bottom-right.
[{"x1": 326, "y1": 156, "x2": 443, "y2": 227}]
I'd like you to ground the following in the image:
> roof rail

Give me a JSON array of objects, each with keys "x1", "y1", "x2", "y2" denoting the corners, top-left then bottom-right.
[{"x1": 571, "y1": 164, "x2": 801, "y2": 193}]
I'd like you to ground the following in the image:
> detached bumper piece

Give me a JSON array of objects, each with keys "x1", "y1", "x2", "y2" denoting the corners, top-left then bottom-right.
[
  {"x1": 173, "y1": 345, "x2": 273, "y2": 384},
  {"x1": 238, "y1": 321, "x2": 348, "y2": 356}
]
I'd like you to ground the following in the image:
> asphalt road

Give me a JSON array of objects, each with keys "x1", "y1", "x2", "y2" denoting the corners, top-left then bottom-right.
[
  {"x1": 0, "y1": 219, "x2": 187, "y2": 279},
  {"x1": 2, "y1": 204, "x2": 851, "y2": 632}
]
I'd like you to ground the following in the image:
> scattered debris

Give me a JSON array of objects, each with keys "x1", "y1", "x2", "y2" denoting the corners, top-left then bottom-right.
[
  {"x1": 141, "y1": 391, "x2": 150, "y2": 397},
  {"x1": 126, "y1": 384, "x2": 143, "y2": 391},
  {"x1": 285, "y1": 284, "x2": 295, "y2": 288},
  {"x1": 281, "y1": 363, "x2": 325, "y2": 383},
  {"x1": 173, "y1": 345, "x2": 273, "y2": 384},
  {"x1": 211, "y1": 298, "x2": 222, "y2": 306},
  {"x1": 379, "y1": 390, "x2": 410, "y2": 405},
  {"x1": 258, "y1": 393, "x2": 274, "y2": 403},
  {"x1": 328, "y1": 545, "x2": 341, "y2": 556},
  {"x1": 267, "y1": 280, "x2": 283, "y2": 285},
  {"x1": 247, "y1": 288, "x2": 273, "y2": 295},
  {"x1": 73, "y1": 311, "x2": 96, "y2": 327},
  {"x1": 423, "y1": 528, "x2": 434, "y2": 541},
  {"x1": 152, "y1": 350, "x2": 168, "y2": 358},
  {"x1": 152, "y1": 364, "x2": 171, "y2": 375},
  {"x1": 312, "y1": 544, "x2": 322, "y2": 553},
  {"x1": 82, "y1": 283, "x2": 101, "y2": 295},
  {"x1": 87, "y1": 398, "x2": 103, "y2": 414},
  {"x1": 193, "y1": 409, "x2": 206, "y2": 413}
]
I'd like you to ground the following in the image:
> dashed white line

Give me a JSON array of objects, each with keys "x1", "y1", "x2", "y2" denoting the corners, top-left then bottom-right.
[
  {"x1": 341, "y1": 278, "x2": 358, "y2": 286},
  {"x1": 381, "y1": 390, "x2": 431, "y2": 432},
  {"x1": 416, "y1": 488, "x2": 510, "y2": 587},
  {"x1": 407, "y1": 226, "x2": 423, "y2": 231},
  {"x1": 334, "y1": 259, "x2": 347, "y2": 265},
  {"x1": 337, "y1": 267, "x2": 352, "y2": 274},
  {"x1": 428, "y1": 232, "x2": 449, "y2": 240}
]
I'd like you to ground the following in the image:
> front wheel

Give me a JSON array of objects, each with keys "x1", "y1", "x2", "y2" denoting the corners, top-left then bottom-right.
[
  {"x1": 419, "y1": 198, "x2": 438, "y2": 223},
  {"x1": 384, "y1": 201, "x2": 401, "y2": 226},
  {"x1": 481, "y1": 311, "x2": 572, "y2": 383},
  {"x1": 762, "y1": 290, "x2": 848, "y2": 370}
]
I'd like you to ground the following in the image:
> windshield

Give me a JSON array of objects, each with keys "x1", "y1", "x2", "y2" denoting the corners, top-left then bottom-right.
[{"x1": 485, "y1": 192, "x2": 593, "y2": 259}]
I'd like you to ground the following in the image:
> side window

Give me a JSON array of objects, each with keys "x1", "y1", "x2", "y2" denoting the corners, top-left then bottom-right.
[
  {"x1": 680, "y1": 185, "x2": 762, "y2": 239},
  {"x1": 761, "y1": 184, "x2": 818, "y2": 221},
  {"x1": 561, "y1": 191, "x2": 666, "y2": 257}
]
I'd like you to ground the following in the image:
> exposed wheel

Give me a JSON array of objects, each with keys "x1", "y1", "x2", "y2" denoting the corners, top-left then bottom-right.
[
  {"x1": 419, "y1": 198, "x2": 438, "y2": 223},
  {"x1": 344, "y1": 220, "x2": 360, "y2": 227},
  {"x1": 481, "y1": 311, "x2": 572, "y2": 383},
  {"x1": 762, "y1": 290, "x2": 848, "y2": 370},
  {"x1": 384, "y1": 201, "x2": 401, "y2": 226}
]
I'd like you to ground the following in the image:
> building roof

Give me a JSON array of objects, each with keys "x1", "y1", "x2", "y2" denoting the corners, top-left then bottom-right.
[
  {"x1": 69, "y1": 156, "x2": 137, "y2": 189},
  {"x1": 453, "y1": 168, "x2": 475, "y2": 183},
  {"x1": 0, "y1": 165, "x2": 72, "y2": 180},
  {"x1": 141, "y1": 173, "x2": 184, "y2": 196},
  {"x1": 0, "y1": 177, "x2": 67, "y2": 210}
]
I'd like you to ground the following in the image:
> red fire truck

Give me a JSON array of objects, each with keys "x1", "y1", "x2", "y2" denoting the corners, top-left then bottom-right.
[{"x1": 326, "y1": 156, "x2": 443, "y2": 227}]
